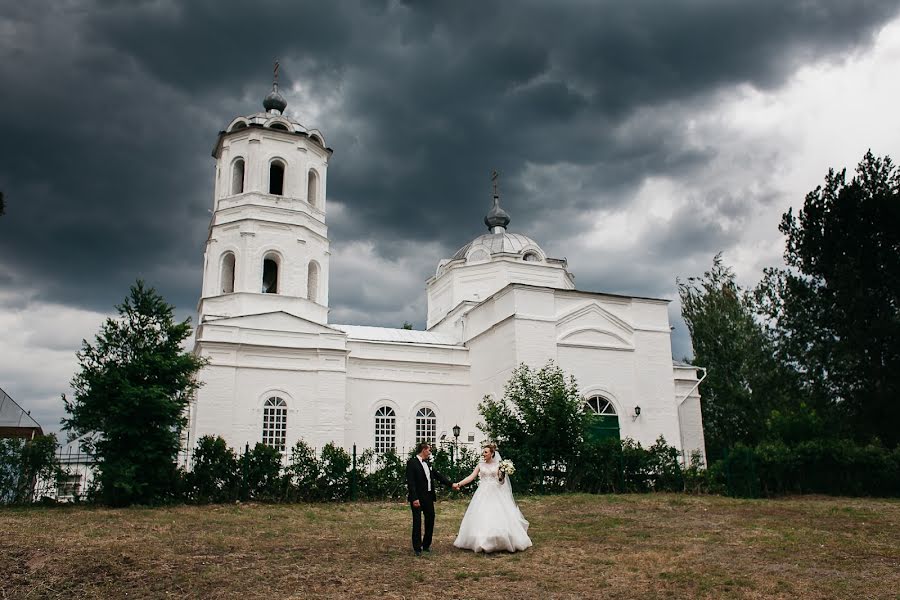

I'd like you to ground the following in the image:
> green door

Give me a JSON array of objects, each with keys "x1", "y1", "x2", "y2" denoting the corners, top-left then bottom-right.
[{"x1": 586, "y1": 414, "x2": 620, "y2": 442}]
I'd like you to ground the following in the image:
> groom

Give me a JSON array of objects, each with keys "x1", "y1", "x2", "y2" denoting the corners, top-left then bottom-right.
[{"x1": 406, "y1": 441, "x2": 458, "y2": 556}]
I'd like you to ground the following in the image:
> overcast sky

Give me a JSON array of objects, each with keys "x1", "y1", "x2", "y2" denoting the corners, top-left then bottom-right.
[{"x1": 2, "y1": 1, "x2": 900, "y2": 436}]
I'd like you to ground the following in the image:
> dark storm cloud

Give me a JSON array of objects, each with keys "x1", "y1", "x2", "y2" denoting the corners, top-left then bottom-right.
[{"x1": 1, "y1": 0, "x2": 898, "y2": 320}]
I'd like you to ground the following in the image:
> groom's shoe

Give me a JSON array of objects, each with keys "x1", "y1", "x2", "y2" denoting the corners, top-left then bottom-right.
[
  {"x1": 422, "y1": 547, "x2": 431, "y2": 553},
  {"x1": 414, "y1": 550, "x2": 422, "y2": 557}
]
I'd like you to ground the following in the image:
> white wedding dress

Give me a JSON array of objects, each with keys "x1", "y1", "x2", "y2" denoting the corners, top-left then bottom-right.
[{"x1": 453, "y1": 455, "x2": 533, "y2": 553}]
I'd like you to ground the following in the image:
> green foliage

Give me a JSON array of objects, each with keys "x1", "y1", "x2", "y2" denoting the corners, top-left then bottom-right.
[
  {"x1": 358, "y1": 448, "x2": 405, "y2": 500},
  {"x1": 678, "y1": 254, "x2": 799, "y2": 458},
  {"x1": 316, "y1": 442, "x2": 351, "y2": 501},
  {"x1": 479, "y1": 361, "x2": 586, "y2": 491},
  {"x1": 285, "y1": 439, "x2": 321, "y2": 501},
  {"x1": 0, "y1": 435, "x2": 61, "y2": 504},
  {"x1": 242, "y1": 443, "x2": 286, "y2": 501},
  {"x1": 401, "y1": 321, "x2": 414, "y2": 330},
  {"x1": 431, "y1": 445, "x2": 479, "y2": 498},
  {"x1": 756, "y1": 151, "x2": 900, "y2": 445},
  {"x1": 184, "y1": 435, "x2": 238, "y2": 504},
  {"x1": 62, "y1": 280, "x2": 207, "y2": 506},
  {"x1": 711, "y1": 438, "x2": 900, "y2": 498}
]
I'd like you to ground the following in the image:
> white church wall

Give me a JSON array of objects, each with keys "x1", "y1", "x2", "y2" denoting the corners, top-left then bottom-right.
[
  {"x1": 192, "y1": 343, "x2": 347, "y2": 452},
  {"x1": 629, "y1": 330, "x2": 682, "y2": 449},
  {"x1": 675, "y1": 365, "x2": 707, "y2": 464},
  {"x1": 343, "y1": 361, "x2": 470, "y2": 451},
  {"x1": 466, "y1": 315, "x2": 517, "y2": 423}
]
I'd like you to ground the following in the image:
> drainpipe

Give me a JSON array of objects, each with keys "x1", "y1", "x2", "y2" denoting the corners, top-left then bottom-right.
[{"x1": 677, "y1": 366, "x2": 707, "y2": 466}]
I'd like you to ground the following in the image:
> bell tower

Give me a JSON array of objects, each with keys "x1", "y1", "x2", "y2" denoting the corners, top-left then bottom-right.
[{"x1": 199, "y1": 66, "x2": 333, "y2": 325}]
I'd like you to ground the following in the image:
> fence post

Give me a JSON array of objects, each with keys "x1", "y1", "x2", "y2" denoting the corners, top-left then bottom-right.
[
  {"x1": 539, "y1": 448, "x2": 544, "y2": 495},
  {"x1": 241, "y1": 443, "x2": 249, "y2": 502},
  {"x1": 351, "y1": 444, "x2": 357, "y2": 501}
]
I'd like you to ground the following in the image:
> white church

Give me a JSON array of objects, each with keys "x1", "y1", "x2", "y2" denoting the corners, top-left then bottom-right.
[{"x1": 188, "y1": 81, "x2": 707, "y2": 462}]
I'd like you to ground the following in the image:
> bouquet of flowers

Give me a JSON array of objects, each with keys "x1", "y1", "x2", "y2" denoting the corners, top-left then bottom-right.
[{"x1": 499, "y1": 459, "x2": 516, "y2": 477}]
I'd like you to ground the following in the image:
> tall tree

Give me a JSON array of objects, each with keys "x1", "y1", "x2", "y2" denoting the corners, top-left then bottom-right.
[
  {"x1": 756, "y1": 151, "x2": 900, "y2": 445},
  {"x1": 63, "y1": 281, "x2": 206, "y2": 506},
  {"x1": 479, "y1": 361, "x2": 586, "y2": 488},
  {"x1": 679, "y1": 254, "x2": 797, "y2": 458}
]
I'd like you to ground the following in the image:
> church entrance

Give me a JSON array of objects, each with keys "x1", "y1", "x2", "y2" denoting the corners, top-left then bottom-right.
[{"x1": 583, "y1": 396, "x2": 621, "y2": 441}]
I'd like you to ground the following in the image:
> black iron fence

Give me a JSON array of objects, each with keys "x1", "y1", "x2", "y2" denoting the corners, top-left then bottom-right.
[{"x1": 4, "y1": 435, "x2": 899, "y2": 505}]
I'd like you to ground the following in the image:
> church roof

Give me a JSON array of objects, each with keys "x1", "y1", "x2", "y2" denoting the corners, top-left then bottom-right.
[
  {"x1": 333, "y1": 324, "x2": 461, "y2": 346},
  {"x1": 0, "y1": 386, "x2": 43, "y2": 438},
  {"x1": 450, "y1": 232, "x2": 545, "y2": 261}
]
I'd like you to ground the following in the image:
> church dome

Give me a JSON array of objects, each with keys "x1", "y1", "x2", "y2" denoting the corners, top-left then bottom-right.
[
  {"x1": 263, "y1": 84, "x2": 287, "y2": 114},
  {"x1": 451, "y1": 232, "x2": 545, "y2": 262}
]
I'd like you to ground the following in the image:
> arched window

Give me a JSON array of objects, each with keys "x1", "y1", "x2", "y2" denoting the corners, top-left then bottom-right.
[
  {"x1": 231, "y1": 159, "x2": 245, "y2": 195},
  {"x1": 269, "y1": 160, "x2": 285, "y2": 195},
  {"x1": 262, "y1": 254, "x2": 279, "y2": 294},
  {"x1": 415, "y1": 407, "x2": 437, "y2": 444},
  {"x1": 262, "y1": 397, "x2": 287, "y2": 451},
  {"x1": 374, "y1": 406, "x2": 396, "y2": 453},
  {"x1": 307, "y1": 170, "x2": 319, "y2": 208},
  {"x1": 307, "y1": 261, "x2": 319, "y2": 303},
  {"x1": 309, "y1": 134, "x2": 323, "y2": 146},
  {"x1": 269, "y1": 122, "x2": 290, "y2": 131},
  {"x1": 523, "y1": 251, "x2": 540, "y2": 262},
  {"x1": 220, "y1": 252, "x2": 236, "y2": 294},
  {"x1": 583, "y1": 395, "x2": 620, "y2": 442}
]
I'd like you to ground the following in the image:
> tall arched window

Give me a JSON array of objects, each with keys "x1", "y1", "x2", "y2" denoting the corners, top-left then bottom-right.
[
  {"x1": 415, "y1": 407, "x2": 437, "y2": 444},
  {"x1": 307, "y1": 170, "x2": 319, "y2": 208},
  {"x1": 220, "y1": 252, "x2": 236, "y2": 294},
  {"x1": 262, "y1": 254, "x2": 279, "y2": 294},
  {"x1": 374, "y1": 406, "x2": 396, "y2": 453},
  {"x1": 262, "y1": 397, "x2": 287, "y2": 451},
  {"x1": 307, "y1": 261, "x2": 319, "y2": 303},
  {"x1": 269, "y1": 159, "x2": 285, "y2": 195},
  {"x1": 583, "y1": 395, "x2": 620, "y2": 442},
  {"x1": 231, "y1": 159, "x2": 245, "y2": 195}
]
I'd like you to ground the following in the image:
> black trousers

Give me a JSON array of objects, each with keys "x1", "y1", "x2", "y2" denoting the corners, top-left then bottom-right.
[{"x1": 410, "y1": 496, "x2": 435, "y2": 552}]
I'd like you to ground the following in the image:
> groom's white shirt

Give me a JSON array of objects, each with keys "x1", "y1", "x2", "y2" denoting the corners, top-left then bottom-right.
[{"x1": 418, "y1": 456, "x2": 432, "y2": 491}]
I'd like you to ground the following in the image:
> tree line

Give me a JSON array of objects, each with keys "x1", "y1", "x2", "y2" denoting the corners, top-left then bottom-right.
[{"x1": 678, "y1": 151, "x2": 899, "y2": 470}]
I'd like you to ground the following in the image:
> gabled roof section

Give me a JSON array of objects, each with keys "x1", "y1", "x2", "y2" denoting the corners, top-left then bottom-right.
[
  {"x1": 333, "y1": 324, "x2": 461, "y2": 346},
  {"x1": 0, "y1": 386, "x2": 43, "y2": 438},
  {"x1": 202, "y1": 311, "x2": 345, "y2": 336}
]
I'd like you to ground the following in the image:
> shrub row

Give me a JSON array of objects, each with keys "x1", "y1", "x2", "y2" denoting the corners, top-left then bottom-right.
[{"x1": 181, "y1": 437, "x2": 481, "y2": 504}]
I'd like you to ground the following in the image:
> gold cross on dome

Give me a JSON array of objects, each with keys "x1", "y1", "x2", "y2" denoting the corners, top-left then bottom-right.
[{"x1": 491, "y1": 170, "x2": 500, "y2": 197}]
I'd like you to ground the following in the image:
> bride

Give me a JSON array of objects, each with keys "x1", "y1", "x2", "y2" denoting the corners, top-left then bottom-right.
[{"x1": 453, "y1": 443, "x2": 532, "y2": 553}]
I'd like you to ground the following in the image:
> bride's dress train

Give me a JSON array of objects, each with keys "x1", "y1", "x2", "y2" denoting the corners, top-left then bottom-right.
[{"x1": 453, "y1": 458, "x2": 532, "y2": 553}]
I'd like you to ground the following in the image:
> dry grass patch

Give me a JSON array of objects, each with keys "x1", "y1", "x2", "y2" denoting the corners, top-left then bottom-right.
[{"x1": 1, "y1": 494, "x2": 898, "y2": 599}]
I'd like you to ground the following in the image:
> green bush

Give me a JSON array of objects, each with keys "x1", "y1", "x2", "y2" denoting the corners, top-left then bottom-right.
[
  {"x1": 709, "y1": 438, "x2": 900, "y2": 498},
  {"x1": 184, "y1": 435, "x2": 239, "y2": 504},
  {"x1": 285, "y1": 439, "x2": 321, "y2": 502},
  {"x1": 317, "y1": 443, "x2": 351, "y2": 501},
  {"x1": 0, "y1": 435, "x2": 61, "y2": 504},
  {"x1": 242, "y1": 443, "x2": 286, "y2": 501}
]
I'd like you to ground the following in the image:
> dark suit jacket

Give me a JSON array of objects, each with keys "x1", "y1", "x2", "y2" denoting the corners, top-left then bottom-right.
[{"x1": 406, "y1": 456, "x2": 452, "y2": 503}]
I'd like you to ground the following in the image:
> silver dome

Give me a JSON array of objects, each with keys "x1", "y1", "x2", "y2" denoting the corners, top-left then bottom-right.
[{"x1": 451, "y1": 232, "x2": 544, "y2": 261}]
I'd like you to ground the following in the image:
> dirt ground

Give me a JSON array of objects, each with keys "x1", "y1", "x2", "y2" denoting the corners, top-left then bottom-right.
[{"x1": 1, "y1": 493, "x2": 898, "y2": 599}]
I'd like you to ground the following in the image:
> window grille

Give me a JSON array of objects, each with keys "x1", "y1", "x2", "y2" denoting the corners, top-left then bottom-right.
[
  {"x1": 415, "y1": 407, "x2": 436, "y2": 444},
  {"x1": 262, "y1": 397, "x2": 287, "y2": 450},
  {"x1": 374, "y1": 406, "x2": 396, "y2": 453}
]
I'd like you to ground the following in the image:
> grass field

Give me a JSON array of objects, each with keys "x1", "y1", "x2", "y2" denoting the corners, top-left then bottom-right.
[{"x1": 1, "y1": 493, "x2": 898, "y2": 599}]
